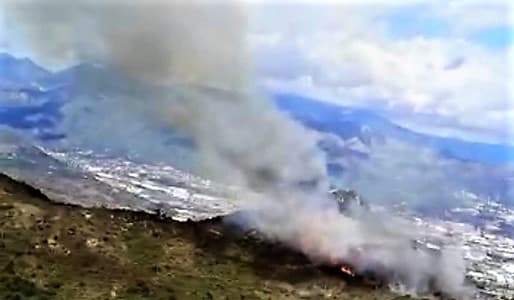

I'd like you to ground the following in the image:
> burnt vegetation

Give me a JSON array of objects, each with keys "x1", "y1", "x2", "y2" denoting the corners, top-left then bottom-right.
[{"x1": 0, "y1": 172, "x2": 426, "y2": 299}]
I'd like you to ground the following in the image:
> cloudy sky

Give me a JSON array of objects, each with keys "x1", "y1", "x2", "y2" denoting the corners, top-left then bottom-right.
[
  {"x1": 1, "y1": 0, "x2": 513, "y2": 144},
  {"x1": 247, "y1": 1, "x2": 513, "y2": 144}
]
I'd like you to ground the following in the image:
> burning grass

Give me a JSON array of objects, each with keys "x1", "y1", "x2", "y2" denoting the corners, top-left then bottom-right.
[{"x1": 0, "y1": 173, "x2": 406, "y2": 299}]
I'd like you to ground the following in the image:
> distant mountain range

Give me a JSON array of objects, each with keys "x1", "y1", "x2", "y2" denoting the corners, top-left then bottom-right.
[
  {"x1": 1, "y1": 52, "x2": 513, "y2": 165},
  {"x1": 274, "y1": 94, "x2": 514, "y2": 164},
  {"x1": 0, "y1": 53, "x2": 49, "y2": 87}
]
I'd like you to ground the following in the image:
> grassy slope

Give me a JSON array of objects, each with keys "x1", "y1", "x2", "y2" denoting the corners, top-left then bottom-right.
[{"x1": 0, "y1": 173, "x2": 401, "y2": 300}]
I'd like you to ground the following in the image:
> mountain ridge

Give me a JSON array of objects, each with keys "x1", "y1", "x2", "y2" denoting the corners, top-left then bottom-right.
[
  {"x1": 1, "y1": 52, "x2": 513, "y2": 165},
  {"x1": 274, "y1": 93, "x2": 514, "y2": 164}
]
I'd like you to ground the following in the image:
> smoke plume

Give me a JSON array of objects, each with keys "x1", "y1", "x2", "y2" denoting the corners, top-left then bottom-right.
[
  {"x1": 5, "y1": 1, "x2": 471, "y2": 297},
  {"x1": 5, "y1": 0, "x2": 327, "y2": 191}
]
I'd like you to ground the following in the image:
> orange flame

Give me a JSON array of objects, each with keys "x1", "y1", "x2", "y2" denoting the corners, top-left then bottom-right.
[{"x1": 340, "y1": 264, "x2": 355, "y2": 277}]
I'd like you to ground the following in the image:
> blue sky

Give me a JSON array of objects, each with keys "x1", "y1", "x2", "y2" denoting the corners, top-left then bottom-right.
[
  {"x1": 383, "y1": 3, "x2": 513, "y2": 47},
  {"x1": 385, "y1": 4, "x2": 513, "y2": 50},
  {"x1": 471, "y1": 26, "x2": 513, "y2": 49}
]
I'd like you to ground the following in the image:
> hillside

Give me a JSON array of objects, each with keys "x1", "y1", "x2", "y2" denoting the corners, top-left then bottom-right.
[{"x1": 0, "y1": 173, "x2": 401, "y2": 300}]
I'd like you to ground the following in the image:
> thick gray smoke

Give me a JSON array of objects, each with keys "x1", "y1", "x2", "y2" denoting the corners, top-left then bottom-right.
[
  {"x1": 5, "y1": 0, "x2": 327, "y2": 191},
  {"x1": 5, "y1": 1, "x2": 471, "y2": 297}
]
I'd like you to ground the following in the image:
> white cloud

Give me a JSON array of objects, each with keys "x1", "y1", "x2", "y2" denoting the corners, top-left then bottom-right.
[{"x1": 249, "y1": 3, "x2": 514, "y2": 143}]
